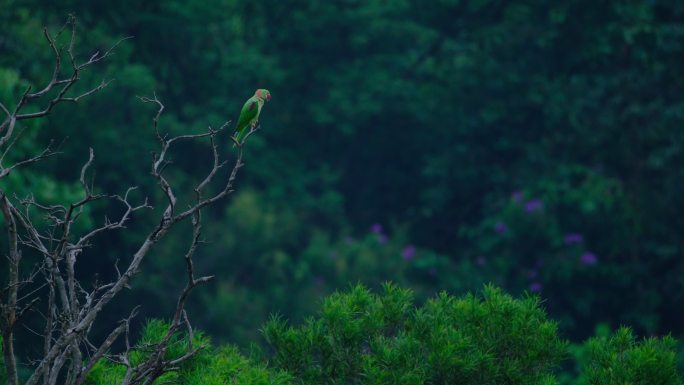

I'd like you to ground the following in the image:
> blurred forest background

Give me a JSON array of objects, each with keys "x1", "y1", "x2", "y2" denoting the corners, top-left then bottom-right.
[{"x1": 1, "y1": 0, "x2": 684, "y2": 355}]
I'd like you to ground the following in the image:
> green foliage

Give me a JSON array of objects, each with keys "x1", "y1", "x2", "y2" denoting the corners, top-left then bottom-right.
[
  {"x1": 84, "y1": 319, "x2": 291, "y2": 385},
  {"x1": 181, "y1": 345, "x2": 292, "y2": 385},
  {"x1": 263, "y1": 283, "x2": 567, "y2": 385},
  {"x1": 83, "y1": 319, "x2": 201, "y2": 385},
  {"x1": 84, "y1": 360, "x2": 126, "y2": 385},
  {"x1": 78, "y1": 286, "x2": 683, "y2": 384},
  {"x1": 568, "y1": 327, "x2": 682, "y2": 385}
]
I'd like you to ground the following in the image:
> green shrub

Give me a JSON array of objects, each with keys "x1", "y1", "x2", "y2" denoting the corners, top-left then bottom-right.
[
  {"x1": 263, "y1": 283, "x2": 567, "y2": 385},
  {"x1": 84, "y1": 319, "x2": 201, "y2": 385},
  {"x1": 79, "y1": 285, "x2": 682, "y2": 385},
  {"x1": 181, "y1": 345, "x2": 292, "y2": 385},
  {"x1": 571, "y1": 327, "x2": 682, "y2": 385},
  {"x1": 84, "y1": 319, "x2": 291, "y2": 385}
]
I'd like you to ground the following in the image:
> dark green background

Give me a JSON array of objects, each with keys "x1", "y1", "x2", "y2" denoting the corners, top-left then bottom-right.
[{"x1": 1, "y1": 0, "x2": 683, "y2": 351}]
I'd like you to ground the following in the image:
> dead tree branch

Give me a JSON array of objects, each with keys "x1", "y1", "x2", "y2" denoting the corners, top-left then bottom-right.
[{"x1": 1, "y1": 16, "x2": 252, "y2": 385}]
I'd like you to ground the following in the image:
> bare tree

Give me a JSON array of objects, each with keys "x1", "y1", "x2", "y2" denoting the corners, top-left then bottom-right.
[{"x1": 0, "y1": 16, "x2": 256, "y2": 385}]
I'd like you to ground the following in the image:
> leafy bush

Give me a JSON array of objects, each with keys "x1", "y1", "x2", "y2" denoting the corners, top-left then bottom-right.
[
  {"x1": 567, "y1": 327, "x2": 681, "y2": 385},
  {"x1": 181, "y1": 345, "x2": 292, "y2": 385},
  {"x1": 82, "y1": 285, "x2": 682, "y2": 385},
  {"x1": 263, "y1": 283, "x2": 566, "y2": 385},
  {"x1": 84, "y1": 319, "x2": 292, "y2": 385}
]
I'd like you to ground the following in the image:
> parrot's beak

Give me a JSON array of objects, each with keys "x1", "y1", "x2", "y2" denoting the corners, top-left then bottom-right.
[{"x1": 266, "y1": 93, "x2": 272, "y2": 101}]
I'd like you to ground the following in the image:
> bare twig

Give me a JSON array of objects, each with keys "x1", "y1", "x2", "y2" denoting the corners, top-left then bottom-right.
[
  {"x1": 0, "y1": 140, "x2": 60, "y2": 179},
  {"x1": 0, "y1": 192, "x2": 21, "y2": 385},
  {"x1": 0, "y1": 16, "x2": 125, "y2": 142},
  {"x1": 1, "y1": 17, "x2": 259, "y2": 385}
]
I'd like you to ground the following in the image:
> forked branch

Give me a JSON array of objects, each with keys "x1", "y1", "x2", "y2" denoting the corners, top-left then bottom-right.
[{"x1": 1, "y1": 16, "x2": 254, "y2": 385}]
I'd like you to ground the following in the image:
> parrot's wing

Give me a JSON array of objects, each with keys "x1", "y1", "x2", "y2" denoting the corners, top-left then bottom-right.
[
  {"x1": 234, "y1": 98, "x2": 259, "y2": 143},
  {"x1": 236, "y1": 98, "x2": 258, "y2": 133}
]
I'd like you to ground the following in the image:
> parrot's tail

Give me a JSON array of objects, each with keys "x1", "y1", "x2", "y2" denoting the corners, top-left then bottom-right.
[{"x1": 232, "y1": 130, "x2": 242, "y2": 148}]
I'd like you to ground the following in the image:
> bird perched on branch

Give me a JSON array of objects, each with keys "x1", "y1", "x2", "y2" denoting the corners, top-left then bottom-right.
[{"x1": 233, "y1": 89, "x2": 271, "y2": 146}]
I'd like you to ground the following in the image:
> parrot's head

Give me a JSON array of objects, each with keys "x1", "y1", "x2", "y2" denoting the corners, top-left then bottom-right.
[{"x1": 255, "y1": 89, "x2": 271, "y2": 102}]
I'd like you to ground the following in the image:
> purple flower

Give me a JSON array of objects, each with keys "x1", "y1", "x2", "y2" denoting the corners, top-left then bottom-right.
[
  {"x1": 370, "y1": 223, "x2": 384, "y2": 234},
  {"x1": 511, "y1": 190, "x2": 524, "y2": 204},
  {"x1": 529, "y1": 282, "x2": 543, "y2": 292},
  {"x1": 580, "y1": 251, "x2": 598, "y2": 265},
  {"x1": 475, "y1": 256, "x2": 487, "y2": 266},
  {"x1": 524, "y1": 199, "x2": 544, "y2": 213},
  {"x1": 402, "y1": 245, "x2": 416, "y2": 260},
  {"x1": 564, "y1": 233, "x2": 584, "y2": 245},
  {"x1": 494, "y1": 221, "x2": 509, "y2": 234}
]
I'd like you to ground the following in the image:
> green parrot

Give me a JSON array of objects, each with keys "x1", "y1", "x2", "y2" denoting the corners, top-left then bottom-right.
[{"x1": 233, "y1": 89, "x2": 271, "y2": 146}]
